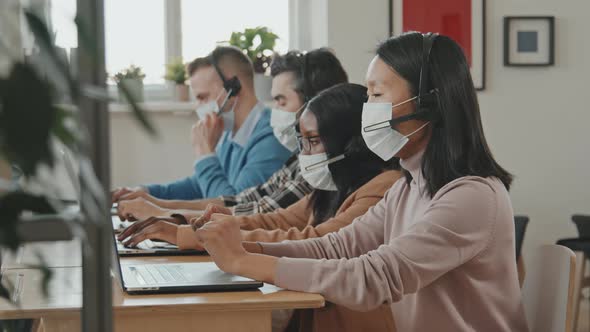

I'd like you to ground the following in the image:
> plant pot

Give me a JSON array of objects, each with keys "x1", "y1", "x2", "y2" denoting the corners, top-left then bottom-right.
[
  {"x1": 118, "y1": 78, "x2": 144, "y2": 103},
  {"x1": 174, "y1": 84, "x2": 190, "y2": 102},
  {"x1": 254, "y1": 73, "x2": 272, "y2": 102}
]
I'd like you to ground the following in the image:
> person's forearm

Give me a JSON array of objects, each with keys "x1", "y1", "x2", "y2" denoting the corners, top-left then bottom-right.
[
  {"x1": 232, "y1": 252, "x2": 277, "y2": 284},
  {"x1": 157, "y1": 198, "x2": 224, "y2": 210},
  {"x1": 243, "y1": 241, "x2": 263, "y2": 254}
]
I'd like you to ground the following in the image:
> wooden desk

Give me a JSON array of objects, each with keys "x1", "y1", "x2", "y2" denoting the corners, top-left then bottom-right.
[
  {"x1": 1, "y1": 240, "x2": 82, "y2": 270},
  {"x1": 0, "y1": 242, "x2": 325, "y2": 332}
]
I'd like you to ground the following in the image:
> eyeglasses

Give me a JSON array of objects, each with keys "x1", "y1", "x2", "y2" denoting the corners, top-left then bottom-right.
[{"x1": 296, "y1": 135, "x2": 322, "y2": 153}]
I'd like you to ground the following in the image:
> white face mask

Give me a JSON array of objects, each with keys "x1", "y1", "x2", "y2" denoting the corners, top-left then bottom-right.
[
  {"x1": 270, "y1": 109, "x2": 298, "y2": 152},
  {"x1": 298, "y1": 152, "x2": 345, "y2": 191},
  {"x1": 361, "y1": 101, "x2": 429, "y2": 161},
  {"x1": 270, "y1": 103, "x2": 306, "y2": 152},
  {"x1": 195, "y1": 90, "x2": 237, "y2": 132}
]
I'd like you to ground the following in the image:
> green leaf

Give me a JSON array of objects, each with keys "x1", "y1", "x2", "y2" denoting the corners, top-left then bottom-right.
[
  {"x1": 117, "y1": 80, "x2": 157, "y2": 137},
  {"x1": 0, "y1": 63, "x2": 56, "y2": 176},
  {"x1": 164, "y1": 59, "x2": 187, "y2": 84},
  {"x1": 27, "y1": 252, "x2": 53, "y2": 298},
  {"x1": 52, "y1": 106, "x2": 78, "y2": 148},
  {"x1": 23, "y1": 10, "x2": 79, "y2": 100},
  {"x1": 0, "y1": 191, "x2": 55, "y2": 251},
  {"x1": 0, "y1": 283, "x2": 10, "y2": 301},
  {"x1": 226, "y1": 26, "x2": 278, "y2": 73}
]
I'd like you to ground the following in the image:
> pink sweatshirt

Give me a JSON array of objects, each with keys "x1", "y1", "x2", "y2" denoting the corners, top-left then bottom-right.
[{"x1": 260, "y1": 150, "x2": 528, "y2": 331}]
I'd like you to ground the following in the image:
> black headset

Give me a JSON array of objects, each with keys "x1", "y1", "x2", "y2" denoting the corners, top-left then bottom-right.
[
  {"x1": 300, "y1": 52, "x2": 311, "y2": 103},
  {"x1": 386, "y1": 32, "x2": 440, "y2": 127},
  {"x1": 209, "y1": 53, "x2": 242, "y2": 113}
]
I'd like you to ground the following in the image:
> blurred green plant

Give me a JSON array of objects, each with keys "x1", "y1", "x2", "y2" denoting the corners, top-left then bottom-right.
[
  {"x1": 227, "y1": 26, "x2": 279, "y2": 74},
  {"x1": 164, "y1": 59, "x2": 187, "y2": 85},
  {"x1": 113, "y1": 64, "x2": 146, "y2": 82},
  {"x1": 0, "y1": 7, "x2": 156, "y2": 321}
]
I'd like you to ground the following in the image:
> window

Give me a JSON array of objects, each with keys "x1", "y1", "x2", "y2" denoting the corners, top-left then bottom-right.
[
  {"x1": 49, "y1": 0, "x2": 290, "y2": 99},
  {"x1": 181, "y1": 0, "x2": 289, "y2": 62},
  {"x1": 104, "y1": 0, "x2": 165, "y2": 84},
  {"x1": 49, "y1": 0, "x2": 78, "y2": 50}
]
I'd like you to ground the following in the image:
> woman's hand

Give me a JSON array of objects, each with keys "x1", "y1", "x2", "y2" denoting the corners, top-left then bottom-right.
[
  {"x1": 196, "y1": 217, "x2": 278, "y2": 283},
  {"x1": 195, "y1": 215, "x2": 246, "y2": 273},
  {"x1": 117, "y1": 197, "x2": 168, "y2": 221},
  {"x1": 118, "y1": 217, "x2": 179, "y2": 247},
  {"x1": 190, "y1": 204, "x2": 232, "y2": 229}
]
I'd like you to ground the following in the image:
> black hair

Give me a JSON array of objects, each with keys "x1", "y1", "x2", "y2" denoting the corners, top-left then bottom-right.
[
  {"x1": 375, "y1": 32, "x2": 513, "y2": 197},
  {"x1": 303, "y1": 83, "x2": 400, "y2": 223},
  {"x1": 270, "y1": 48, "x2": 348, "y2": 102}
]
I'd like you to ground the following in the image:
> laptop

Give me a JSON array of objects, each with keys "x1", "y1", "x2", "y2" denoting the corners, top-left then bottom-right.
[
  {"x1": 64, "y1": 151, "x2": 198, "y2": 256},
  {"x1": 61, "y1": 149, "x2": 118, "y2": 215},
  {"x1": 111, "y1": 223, "x2": 263, "y2": 294}
]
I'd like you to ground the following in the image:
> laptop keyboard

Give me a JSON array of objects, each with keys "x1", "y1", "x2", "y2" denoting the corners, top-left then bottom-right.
[
  {"x1": 134, "y1": 265, "x2": 187, "y2": 284},
  {"x1": 116, "y1": 237, "x2": 156, "y2": 250}
]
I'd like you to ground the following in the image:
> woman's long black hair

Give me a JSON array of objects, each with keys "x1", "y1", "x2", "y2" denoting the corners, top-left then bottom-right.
[
  {"x1": 376, "y1": 32, "x2": 513, "y2": 197},
  {"x1": 302, "y1": 83, "x2": 399, "y2": 223}
]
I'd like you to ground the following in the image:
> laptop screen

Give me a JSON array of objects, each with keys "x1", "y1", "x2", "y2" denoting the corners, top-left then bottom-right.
[
  {"x1": 63, "y1": 149, "x2": 125, "y2": 290},
  {"x1": 110, "y1": 218, "x2": 126, "y2": 290}
]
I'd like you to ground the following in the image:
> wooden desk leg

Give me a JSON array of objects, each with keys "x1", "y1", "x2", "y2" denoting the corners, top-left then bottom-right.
[
  {"x1": 39, "y1": 310, "x2": 272, "y2": 332},
  {"x1": 32, "y1": 319, "x2": 43, "y2": 332},
  {"x1": 40, "y1": 316, "x2": 80, "y2": 332},
  {"x1": 572, "y1": 252, "x2": 586, "y2": 332}
]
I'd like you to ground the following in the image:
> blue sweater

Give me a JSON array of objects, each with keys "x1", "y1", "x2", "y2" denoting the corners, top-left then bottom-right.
[{"x1": 146, "y1": 105, "x2": 291, "y2": 200}]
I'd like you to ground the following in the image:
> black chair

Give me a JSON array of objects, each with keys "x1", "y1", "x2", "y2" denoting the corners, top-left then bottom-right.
[
  {"x1": 556, "y1": 214, "x2": 590, "y2": 332},
  {"x1": 514, "y1": 215, "x2": 529, "y2": 259}
]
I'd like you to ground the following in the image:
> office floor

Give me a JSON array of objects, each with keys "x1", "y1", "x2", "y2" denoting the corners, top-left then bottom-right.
[{"x1": 578, "y1": 299, "x2": 589, "y2": 332}]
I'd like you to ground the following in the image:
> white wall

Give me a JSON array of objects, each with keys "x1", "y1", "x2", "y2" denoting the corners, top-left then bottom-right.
[
  {"x1": 320, "y1": 0, "x2": 590, "y2": 265},
  {"x1": 325, "y1": 0, "x2": 390, "y2": 84},
  {"x1": 110, "y1": 111, "x2": 196, "y2": 187},
  {"x1": 478, "y1": 0, "x2": 590, "y2": 262},
  {"x1": 290, "y1": 0, "x2": 389, "y2": 83}
]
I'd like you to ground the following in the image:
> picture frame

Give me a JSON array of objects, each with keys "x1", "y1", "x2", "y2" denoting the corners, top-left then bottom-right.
[
  {"x1": 503, "y1": 16, "x2": 555, "y2": 67},
  {"x1": 389, "y1": 0, "x2": 486, "y2": 90}
]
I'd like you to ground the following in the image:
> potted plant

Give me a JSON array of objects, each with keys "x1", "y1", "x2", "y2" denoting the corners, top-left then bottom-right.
[
  {"x1": 227, "y1": 26, "x2": 279, "y2": 101},
  {"x1": 113, "y1": 64, "x2": 146, "y2": 103},
  {"x1": 164, "y1": 59, "x2": 189, "y2": 102}
]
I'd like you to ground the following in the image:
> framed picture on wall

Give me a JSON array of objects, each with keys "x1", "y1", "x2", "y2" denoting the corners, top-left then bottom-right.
[
  {"x1": 503, "y1": 16, "x2": 555, "y2": 66},
  {"x1": 389, "y1": 0, "x2": 486, "y2": 90}
]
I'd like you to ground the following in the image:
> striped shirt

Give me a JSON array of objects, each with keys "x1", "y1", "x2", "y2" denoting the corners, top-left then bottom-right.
[{"x1": 221, "y1": 155, "x2": 313, "y2": 216}]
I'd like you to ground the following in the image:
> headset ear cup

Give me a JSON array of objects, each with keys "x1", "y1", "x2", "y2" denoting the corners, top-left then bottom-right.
[
  {"x1": 415, "y1": 90, "x2": 441, "y2": 123},
  {"x1": 225, "y1": 76, "x2": 242, "y2": 97}
]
